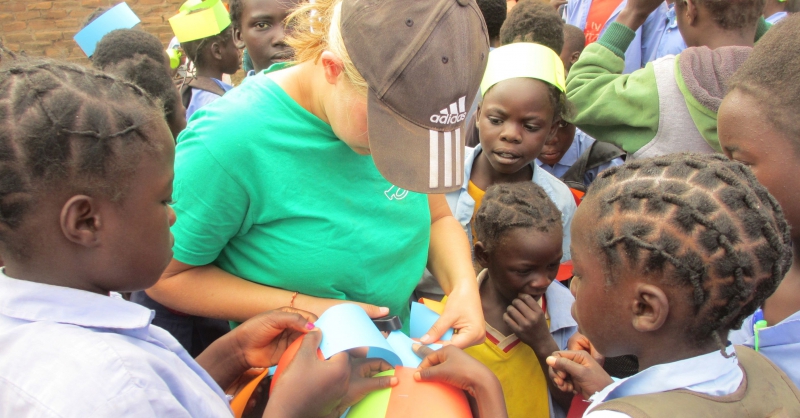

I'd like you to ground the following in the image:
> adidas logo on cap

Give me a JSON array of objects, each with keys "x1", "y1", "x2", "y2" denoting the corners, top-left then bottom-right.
[{"x1": 430, "y1": 96, "x2": 467, "y2": 125}]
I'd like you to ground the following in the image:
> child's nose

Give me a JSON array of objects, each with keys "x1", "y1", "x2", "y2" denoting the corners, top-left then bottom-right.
[
  {"x1": 500, "y1": 123, "x2": 522, "y2": 143},
  {"x1": 167, "y1": 205, "x2": 177, "y2": 227}
]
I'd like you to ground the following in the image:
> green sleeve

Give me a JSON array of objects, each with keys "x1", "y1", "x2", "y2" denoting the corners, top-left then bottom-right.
[
  {"x1": 566, "y1": 22, "x2": 660, "y2": 154},
  {"x1": 755, "y1": 17, "x2": 771, "y2": 42}
]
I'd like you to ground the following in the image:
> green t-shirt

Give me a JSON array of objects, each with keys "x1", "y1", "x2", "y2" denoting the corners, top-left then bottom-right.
[{"x1": 171, "y1": 73, "x2": 431, "y2": 329}]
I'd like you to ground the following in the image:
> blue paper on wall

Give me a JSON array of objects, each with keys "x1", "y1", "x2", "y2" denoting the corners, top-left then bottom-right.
[{"x1": 73, "y1": 2, "x2": 141, "y2": 56}]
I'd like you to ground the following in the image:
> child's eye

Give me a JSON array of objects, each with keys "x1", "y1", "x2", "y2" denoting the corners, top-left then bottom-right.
[
  {"x1": 524, "y1": 125, "x2": 540, "y2": 132},
  {"x1": 488, "y1": 117, "x2": 502, "y2": 125},
  {"x1": 255, "y1": 22, "x2": 272, "y2": 29}
]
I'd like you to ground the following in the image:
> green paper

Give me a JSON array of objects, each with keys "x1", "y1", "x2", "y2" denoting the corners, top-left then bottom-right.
[
  {"x1": 480, "y1": 43, "x2": 566, "y2": 96},
  {"x1": 754, "y1": 320, "x2": 768, "y2": 351},
  {"x1": 346, "y1": 370, "x2": 394, "y2": 418},
  {"x1": 169, "y1": 0, "x2": 231, "y2": 43}
]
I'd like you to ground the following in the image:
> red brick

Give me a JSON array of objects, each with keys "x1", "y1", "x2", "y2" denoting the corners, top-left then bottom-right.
[
  {"x1": 16, "y1": 11, "x2": 42, "y2": 21},
  {"x1": 35, "y1": 31, "x2": 64, "y2": 41},
  {"x1": 28, "y1": 2, "x2": 54, "y2": 10},
  {"x1": 44, "y1": 47, "x2": 68, "y2": 57},
  {"x1": 140, "y1": 16, "x2": 162, "y2": 24},
  {"x1": 79, "y1": 0, "x2": 101, "y2": 7},
  {"x1": 44, "y1": 9, "x2": 68, "y2": 19},
  {"x1": 26, "y1": 19, "x2": 56, "y2": 30},
  {"x1": 0, "y1": 13, "x2": 13, "y2": 22},
  {"x1": 1, "y1": 3, "x2": 27, "y2": 12},
  {"x1": 5, "y1": 33, "x2": 33, "y2": 43},
  {"x1": 3, "y1": 22, "x2": 28, "y2": 32},
  {"x1": 55, "y1": 18, "x2": 80, "y2": 28},
  {"x1": 20, "y1": 41, "x2": 52, "y2": 51},
  {"x1": 57, "y1": 1, "x2": 81, "y2": 9}
]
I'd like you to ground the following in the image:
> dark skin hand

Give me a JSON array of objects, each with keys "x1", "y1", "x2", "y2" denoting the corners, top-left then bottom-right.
[
  {"x1": 504, "y1": 293, "x2": 572, "y2": 410},
  {"x1": 546, "y1": 350, "x2": 614, "y2": 400},
  {"x1": 567, "y1": 331, "x2": 605, "y2": 365},
  {"x1": 413, "y1": 344, "x2": 508, "y2": 418},
  {"x1": 196, "y1": 308, "x2": 317, "y2": 391},
  {"x1": 615, "y1": 0, "x2": 665, "y2": 31}
]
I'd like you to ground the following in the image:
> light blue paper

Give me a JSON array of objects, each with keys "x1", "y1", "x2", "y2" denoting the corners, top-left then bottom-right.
[
  {"x1": 409, "y1": 302, "x2": 453, "y2": 341},
  {"x1": 384, "y1": 331, "x2": 421, "y2": 368},
  {"x1": 73, "y1": 2, "x2": 141, "y2": 56},
  {"x1": 315, "y1": 304, "x2": 402, "y2": 367}
]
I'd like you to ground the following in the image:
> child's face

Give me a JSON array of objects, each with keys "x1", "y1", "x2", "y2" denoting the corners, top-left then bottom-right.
[
  {"x1": 480, "y1": 227, "x2": 562, "y2": 303},
  {"x1": 477, "y1": 78, "x2": 558, "y2": 175},
  {"x1": 234, "y1": 0, "x2": 299, "y2": 72},
  {"x1": 568, "y1": 204, "x2": 634, "y2": 357},
  {"x1": 719, "y1": 89, "x2": 800, "y2": 240},
  {"x1": 538, "y1": 121, "x2": 576, "y2": 167},
  {"x1": 98, "y1": 121, "x2": 177, "y2": 292},
  {"x1": 220, "y1": 34, "x2": 243, "y2": 75}
]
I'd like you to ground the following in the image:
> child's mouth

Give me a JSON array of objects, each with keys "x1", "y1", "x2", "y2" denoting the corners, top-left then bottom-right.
[{"x1": 493, "y1": 150, "x2": 522, "y2": 164}]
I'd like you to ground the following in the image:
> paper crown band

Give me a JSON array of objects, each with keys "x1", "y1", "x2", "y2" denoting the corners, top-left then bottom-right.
[
  {"x1": 73, "y1": 2, "x2": 141, "y2": 57},
  {"x1": 480, "y1": 42, "x2": 566, "y2": 97},
  {"x1": 169, "y1": 0, "x2": 231, "y2": 43}
]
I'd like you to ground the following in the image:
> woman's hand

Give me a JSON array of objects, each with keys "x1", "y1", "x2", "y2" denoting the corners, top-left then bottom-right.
[
  {"x1": 264, "y1": 330, "x2": 352, "y2": 418},
  {"x1": 546, "y1": 350, "x2": 614, "y2": 400},
  {"x1": 294, "y1": 294, "x2": 390, "y2": 319},
  {"x1": 421, "y1": 285, "x2": 485, "y2": 348},
  {"x1": 412, "y1": 345, "x2": 508, "y2": 418}
]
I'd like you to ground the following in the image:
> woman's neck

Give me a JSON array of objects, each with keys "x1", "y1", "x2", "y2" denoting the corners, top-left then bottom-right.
[
  {"x1": 267, "y1": 61, "x2": 330, "y2": 124},
  {"x1": 470, "y1": 149, "x2": 533, "y2": 191},
  {"x1": 762, "y1": 245, "x2": 800, "y2": 325}
]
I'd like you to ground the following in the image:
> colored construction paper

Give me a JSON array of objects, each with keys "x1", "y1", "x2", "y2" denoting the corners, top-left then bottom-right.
[
  {"x1": 383, "y1": 331, "x2": 421, "y2": 368},
  {"x1": 73, "y1": 2, "x2": 140, "y2": 56},
  {"x1": 420, "y1": 298, "x2": 446, "y2": 315},
  {"x1": 480, "y1": 43, "x2": 566, "y2": 96},
  {"x1": 410, "y1": 302, "x2": 453, "y2": 342},
  {"x1": 315, "y1": 304, "x2": 402, "y2": 367},
  {"x1": 169, "y1": 0, "x2": 231, "y2": 43},
  {"x1": 384, "y1": 366, "x2": 472, "y2": 418},
  {"x1": 344, "y1": 370, "x2": 395, "y2": 418}
]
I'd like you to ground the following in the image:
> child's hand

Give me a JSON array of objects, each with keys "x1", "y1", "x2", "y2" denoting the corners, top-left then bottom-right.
[
  {"x1": 566, "y1": 332, "x2": 605, "y2": 366},
  {"x1": 334, "y1": 358, "x2": 398, "y2": 416},
  {"x1": 546, "y1": 350, "x2": 614, "y2": 400},
  {"x1": 412, "y1": 344, "x2": 508, "y2": 418},
  {"x1": 503, "y1": 294, "x2": 557, "y2": 355},
  {"x1": 233, "y1": 307, "x2": 318, "y2": 370},
  {"x1": 264, "y1": 330, "x2": 351, "y2": 418},
  {"x1": 616, "y1": 0, "x2": 664, "y2": 31}
]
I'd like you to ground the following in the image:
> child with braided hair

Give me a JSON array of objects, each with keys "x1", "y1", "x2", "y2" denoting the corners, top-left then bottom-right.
[
  {"x1": 0, "y1": 55, "x2": 396, "y2": 416},
  {"x1": 719, "y1": 13, "x2": 800, "y2": 388},
  {"x1": 466, "y1": 181, "x2": 577, "y2": 418},
  {"x1": 547, "y1": 153, "x2": 800, "y2": 417}
]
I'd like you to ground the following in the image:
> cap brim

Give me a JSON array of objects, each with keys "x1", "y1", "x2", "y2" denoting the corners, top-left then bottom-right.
[{"x1": 368, "y1": 89, "x2": 468, "y2": 194}]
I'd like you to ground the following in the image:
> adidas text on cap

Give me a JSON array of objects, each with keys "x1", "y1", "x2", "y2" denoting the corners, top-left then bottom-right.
[{"x1": 341, "y1": 0, "x2": 490, "y2": 194}]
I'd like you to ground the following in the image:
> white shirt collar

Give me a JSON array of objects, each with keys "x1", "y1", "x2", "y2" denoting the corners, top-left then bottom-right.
[{"x1": 0, "y1": 268, "x2": 154, "y2": 331}]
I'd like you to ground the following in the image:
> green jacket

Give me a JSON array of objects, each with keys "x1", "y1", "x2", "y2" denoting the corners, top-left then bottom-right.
[{"x1": 566, "y1": 20, "x2": 771, "y2": 154}]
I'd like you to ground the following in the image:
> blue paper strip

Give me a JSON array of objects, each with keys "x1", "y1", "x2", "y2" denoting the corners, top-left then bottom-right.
[
  {"x1": 315, "y1": 304, "x2": 402, "y2": 367},
  {"x1": 73, "y1": 2, "x2": 141, "y2": 57},
  {"x1": 409, "y1": 302, "x2": 453, "y2": 341}
]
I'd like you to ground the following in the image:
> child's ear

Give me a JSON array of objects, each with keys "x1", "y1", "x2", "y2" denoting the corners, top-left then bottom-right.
[
  {"x1": 320, "y1": 51, "x2": 344, "y2": 86},
  {"x1": 570, "y1": 51, "x2": 581, "y2": 65},
  {"x1": 684, "y1": 0, "x2": 699, "y2": 26},
  {"x1": 60, "y1": 195, "x2": 102, "y2": 248},
  {"x1": 475, "y1": 104, "x2": 482, "y2": 130},
  {"x1": 474, "y1": 241, "x2": 490, "y2": 269},
  {"x1": 631, "y1": 284, "x2": 669, "y2": 333},
  {"x1": 210, "y1": 41, "x2": 224, "y2": 62},
  {"x1": 233, "y1": 27, "x2": 246, "y2": 50}
]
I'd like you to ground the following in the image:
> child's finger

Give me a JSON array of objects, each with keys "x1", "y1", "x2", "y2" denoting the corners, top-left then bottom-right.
[
  {"x1": 412, "y1": 343, "x2": 437, "y2": 361},
  {"x1": 505, "y1": 306, "x2": 530, "y2": 328},
  {"x1": 546, "y1": 355, "x2": 586, "y2": 378},
  {"x1": 515, "y1": 294, "x2": 542, "y2": 312}
]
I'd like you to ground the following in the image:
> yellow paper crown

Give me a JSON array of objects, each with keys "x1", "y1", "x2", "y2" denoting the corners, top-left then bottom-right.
[
  {"x1": 169, "y1": 0, "x2": 231, "y2": 43},
  {"x1": 480, "y1": 43, "x2": 566, "y2": 97}
]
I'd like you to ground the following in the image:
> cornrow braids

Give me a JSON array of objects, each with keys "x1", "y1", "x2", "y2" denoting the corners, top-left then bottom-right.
[
  {"x1": 0, "y1": 57, "x2": 164, "y2": 258},
  {"x1": 583, "y1": 153, "x2": 792, "y2": 346},
  {"x1": 92, "y1": 29, "x2": 168, "y2": 72},
  {"x1": 474, "y1": 182, "x2": 563, "y2": 253}
]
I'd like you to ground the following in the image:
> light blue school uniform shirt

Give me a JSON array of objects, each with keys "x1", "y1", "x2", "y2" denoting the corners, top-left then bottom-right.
[
  {"x1": 0, "y1": 270, "x2": 232, "y2": 417},
  {"x1": 766, "y1": 11, "x2": 788, "y2": 24},
  {"x1": 535, "y1": 129, "x2": 624, "y2": 187},
  {"x1": 729, "y1": 310, "x2": 800, "y2": 388},
  {"x1": 186, "y1": 78, "x2": 234, "y2": 119},
  {"x1": 656, "y1": 3, "x2": 687, "y2": 58},
  {"x1": 584, "y1": 346, "x2": 743, "y2": 417},
  {"x1": 447, "y1": 144, "x2": 577, "y2": 262},
  {"x1": 566, "y1": 0, "x2": 669, "y2": 73}
]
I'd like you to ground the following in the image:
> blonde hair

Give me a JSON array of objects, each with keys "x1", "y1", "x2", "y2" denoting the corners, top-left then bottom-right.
[{"x1": 286, "y1": 0, "x2": 368, "y2": 94}]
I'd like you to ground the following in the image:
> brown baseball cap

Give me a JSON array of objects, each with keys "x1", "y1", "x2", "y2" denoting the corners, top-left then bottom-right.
[{"x1": 341, "y1": 0, "x2": 489, "y2": 194}]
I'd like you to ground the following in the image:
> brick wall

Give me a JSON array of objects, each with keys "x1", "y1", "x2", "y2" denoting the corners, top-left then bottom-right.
[{"x1": 1, "y1": 0, "x2": 186, "y2": 65}]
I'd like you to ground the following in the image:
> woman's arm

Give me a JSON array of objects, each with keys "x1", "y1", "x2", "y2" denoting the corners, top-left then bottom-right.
[
  {"x1": 423, "y1": 194, "x2": 485, "y2": 348},
  {"x1": 146, "y1": 260, "x2": 388, "y2": 322}
]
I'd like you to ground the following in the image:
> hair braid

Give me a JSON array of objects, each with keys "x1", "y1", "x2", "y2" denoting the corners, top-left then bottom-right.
[
  {"x1": 0, "y1": 56, "x2": 163, "y2": 258},
  {"x1": 474, "y1": 182, "x2": 562, "y2": 252},
  {"x1": 584, "y1": 153, "x2": 791, "y2": 346}
]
